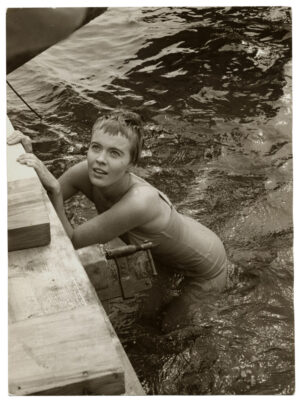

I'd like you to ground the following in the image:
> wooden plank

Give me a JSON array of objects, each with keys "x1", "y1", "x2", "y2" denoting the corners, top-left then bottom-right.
[
  {"x1": 8, "y1": 181, "x2": 50, "y2": 251},
  {"x1": 7, "y1": 117, "x2": 50, "y2": 251},
  {"x1": 8, "y1": 178, "x2": 125, "y2": 395},
  {"x1": 9, "y1": 305, "x2": 124, "y2": 396},
  {"x1": 8, "y1": 193, "x2": 95, "y2": 323}
]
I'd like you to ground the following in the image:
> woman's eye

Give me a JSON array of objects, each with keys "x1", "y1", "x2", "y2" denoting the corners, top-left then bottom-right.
[
  {"x1": 110, "y1": 150, "x2": 120, "y2": 157},
  {"x1": 91, "y1": 143, "x2": 101, "y2": 151}
]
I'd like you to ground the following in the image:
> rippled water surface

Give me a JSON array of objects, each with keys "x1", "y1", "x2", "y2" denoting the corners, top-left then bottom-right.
[{"x1": 7, "y1": 7, "x2": 293, "y2": 395}]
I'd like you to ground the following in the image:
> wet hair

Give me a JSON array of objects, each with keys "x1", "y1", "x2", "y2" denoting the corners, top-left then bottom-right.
[{"x1": 91, "y1": 109, "x2": 144, "y2": 165}]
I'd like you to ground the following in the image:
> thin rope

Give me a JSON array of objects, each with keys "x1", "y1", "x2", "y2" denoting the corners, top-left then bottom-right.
[{"x1": 6, "y1": 80, "x2": 42, "y2": 120}]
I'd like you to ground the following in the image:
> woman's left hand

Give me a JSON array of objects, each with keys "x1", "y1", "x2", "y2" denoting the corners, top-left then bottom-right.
[
  {"x1": 7, "y1": 130, "x2": 33, "y2": 153},
  {"x1": 17, "y1": 153, "x2": 60, "y2": 195}
]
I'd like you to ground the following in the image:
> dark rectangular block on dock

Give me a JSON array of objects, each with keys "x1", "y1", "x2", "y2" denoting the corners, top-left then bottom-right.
[{"x1": 8, "y1": 179, "x2": 51, "y2": 251}]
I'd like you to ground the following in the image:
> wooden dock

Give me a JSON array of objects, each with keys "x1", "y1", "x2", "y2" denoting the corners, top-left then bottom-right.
[{"x1": 7, "y1": 117, "x2": 145, "y2": 395}]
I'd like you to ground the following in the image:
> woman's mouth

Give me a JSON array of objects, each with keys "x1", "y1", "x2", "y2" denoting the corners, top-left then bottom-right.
[{"x1": 93, "y1": 167, "x2": 108, "y2": 177}]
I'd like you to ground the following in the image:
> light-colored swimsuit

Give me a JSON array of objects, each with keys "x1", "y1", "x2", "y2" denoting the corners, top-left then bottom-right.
[{"x1": 126, "y1": 176, "x2": 228, "y2": 291}]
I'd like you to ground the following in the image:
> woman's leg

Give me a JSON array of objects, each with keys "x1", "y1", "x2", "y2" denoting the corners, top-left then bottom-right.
[
  {"x1": 161, "y1": 260, "x2": 229, "y2": 333},
  {"x1": 136, "y1": 263, "x2": 178, "y2": 321}
]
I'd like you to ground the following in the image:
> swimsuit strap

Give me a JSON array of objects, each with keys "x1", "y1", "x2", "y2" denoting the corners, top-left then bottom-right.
[
  {"x1": 129, "y1": 172, "x2": 173, "y2": 208},
  {"x1": 157, "y1": 189, "x2": 173, "y2": 208}
]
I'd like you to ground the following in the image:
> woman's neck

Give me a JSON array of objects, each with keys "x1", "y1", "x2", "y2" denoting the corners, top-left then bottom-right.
[{"x1": 96, "y1": 172, "x2": 132, "y2": 203}]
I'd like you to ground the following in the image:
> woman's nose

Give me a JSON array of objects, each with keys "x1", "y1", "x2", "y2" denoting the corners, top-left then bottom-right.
[{"x1": 96, "y1": 150, "x2": 107, "y2": 164}]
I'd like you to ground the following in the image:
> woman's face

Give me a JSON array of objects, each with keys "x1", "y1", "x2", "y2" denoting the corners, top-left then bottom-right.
[{"x1": 87, "y1": 128, "x2": 132, "y2": 188}]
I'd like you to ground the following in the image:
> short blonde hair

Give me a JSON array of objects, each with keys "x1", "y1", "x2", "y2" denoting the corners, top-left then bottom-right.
[{"x1": 92, "y1": 110, "x2": 144, "y2": 165}]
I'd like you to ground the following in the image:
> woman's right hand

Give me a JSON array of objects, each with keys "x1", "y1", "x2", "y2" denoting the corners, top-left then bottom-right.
[
  {"x1": 7, "y1": 130, "x2": 33, "y2": 153},
  {"x1": 17, "y1": 153, "x2": 60, "y2": 195}
]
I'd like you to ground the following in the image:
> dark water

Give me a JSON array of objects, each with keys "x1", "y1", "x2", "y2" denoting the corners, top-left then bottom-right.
[{"x1": 7, "y1": 7, "x2": 293, "y2": 395}]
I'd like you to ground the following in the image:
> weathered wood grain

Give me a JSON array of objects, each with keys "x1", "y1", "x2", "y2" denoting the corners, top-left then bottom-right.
[
  {"x1": 9, "y1": 305, "x2": 124, "y2": 395},
  {"x1": 8, "y1": 183, "x2": 50, "y2": 251},
  {"x1": 8, "y1": 191, "x2": 94, "y2": 323},
  {"x1": 77, "y1": 244, "x2": 124, "y2": 300},
  {"x1": 8, "y1": 191, "x2": 125, "y2": 395}
]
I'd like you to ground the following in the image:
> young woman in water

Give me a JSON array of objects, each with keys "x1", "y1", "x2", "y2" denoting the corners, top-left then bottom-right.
[{"x1": 8, "y1": 110, "x2": 229, "y2": 331}]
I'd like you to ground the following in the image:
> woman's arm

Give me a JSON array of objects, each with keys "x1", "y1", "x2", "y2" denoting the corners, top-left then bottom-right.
[
  {"x1": 7, "y1": 130, "x2": 88, "y2": 201},
  {"x1": 71, "y1": 186, "x2": 158, "y2": 249},
  {"x1": 58, "y1": 160, "x2": 91, "y2": 201},
  {"x1": 16, "y1": 153, "x2": 75, "y2": 238},
  {"x1": 16, "y1": 152, "x2": 159, "y2": 248}
]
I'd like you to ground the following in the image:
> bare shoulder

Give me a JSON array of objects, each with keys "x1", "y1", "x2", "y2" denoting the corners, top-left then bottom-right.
[
  {"x1": 59, "y1": 160, "x2": 92, "y2": 200},
  {"x1": 68, "y1": 159, "x2": 89, "y2": 177},
  {"x1": 59, "y1": 160, "x2": 89, "y2": 186},
  {"x1": 125, "y1": 183, "x2": 160, "y2": 214},
  {"x1": 118, "y1": 180, "x2": 171, "y2": 229}
]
